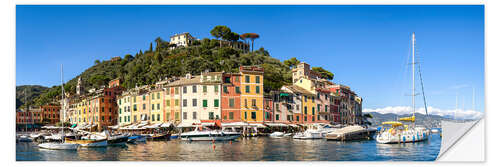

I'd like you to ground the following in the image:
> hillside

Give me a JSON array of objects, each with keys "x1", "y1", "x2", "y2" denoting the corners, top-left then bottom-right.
[
  {"x1": 367, "y1": 112, "x2": 470, "y2": 128},
  {"x1": 31, "y1": 39, "x2": 298, "y2": 106},
  {"x1": 15, "y1": 85, "x2": 48, "y2": 109}
]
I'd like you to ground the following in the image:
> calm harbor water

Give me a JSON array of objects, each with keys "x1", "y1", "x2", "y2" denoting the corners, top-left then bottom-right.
[{"x1": 16, "y1": 133, "x2": 441, "y2": 161}]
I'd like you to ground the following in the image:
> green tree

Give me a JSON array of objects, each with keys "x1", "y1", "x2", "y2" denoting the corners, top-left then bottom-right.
[
  {"x1": 155, "y1": 37, "x2": 164, "y2": 51},
  {"x1": 284, "y1": 57, "x2": 301, "y2": 69},
  {"x1": 225, "y1": 32, "x2": 240, "y2": 48},
  {"x1": 210, "y1": 25, "x2": 231, "y2": 47},
  {"x1": 312, "y1": 67, "x2": 334, "y2": 80},
  {"x1": 241, "y1": 33, "x2": 260, "y2": 52},
  {"x1": 94, "y1": 60, "x2": 100, "y2": 65}
]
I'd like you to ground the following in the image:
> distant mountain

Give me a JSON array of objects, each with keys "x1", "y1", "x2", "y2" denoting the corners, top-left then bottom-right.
[
  {"x1": 366, "y1": 112, "x2": 456, "y2": 128},
  {"x1": 15, "y1": 85, "x2": 48, "y2": 109}
]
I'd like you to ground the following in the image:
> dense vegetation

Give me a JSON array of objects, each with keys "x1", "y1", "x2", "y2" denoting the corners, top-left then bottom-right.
[
  {"x1": 26, "y1": 26, "x2": 333, "y2": 107},
  {"x1": 16, "y1": 85, "x2": 48, "y2": 109}
]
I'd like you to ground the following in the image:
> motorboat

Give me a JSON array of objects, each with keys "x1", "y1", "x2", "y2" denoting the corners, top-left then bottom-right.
[
  {"x1": 293, "y1": 129, "x2": 323, "y2": 139},
  {"x1": 17, "y1": 135, "x2": 33, "y2": 142},
  {"x1": 180, "y1": 128, "x2": 240, "y2": 141},
  {"x1": 269, "y1": 132, "x2": 285, "y2": 138}
]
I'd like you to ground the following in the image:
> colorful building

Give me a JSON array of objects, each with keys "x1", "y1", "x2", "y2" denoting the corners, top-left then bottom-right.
[
  {"x1": 239, "y1": 66, "x2": 264, "y2": 124},
  {"x1": 221, "y1": 73, "x2": 242, "y2": 123}
]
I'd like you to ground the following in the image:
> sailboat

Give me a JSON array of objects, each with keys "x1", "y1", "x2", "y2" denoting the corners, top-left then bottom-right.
[
  {"x1": 38, "y1": 65, "x2": 80, "y2": 150},
  {"x1": 376, "y1": 33, "x2": 430, "y2": 144}
]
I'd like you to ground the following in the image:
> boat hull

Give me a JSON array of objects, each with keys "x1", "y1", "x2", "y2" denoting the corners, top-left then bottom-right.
[
  {"x1": 180, "y1": 134, "x2": 240, "y2": 141},
  {"x1": 127, "y1": 135, "x2": 147, "y2": 143},
  {"x1": 65, "y1": 138, "x2": 108, "y2": 147},
  {"x1": 38, "y1": 143, "x2": 79, "y2": 150},
  {"x1": 148, "y1": 134, "x2": 171, "y2": 141},
  {"x1": 108, "y1": 136, "x2": 129, "y2": 146},
  {"x1": 376, "y1": 129, "x2": 430, "y2": 144}
]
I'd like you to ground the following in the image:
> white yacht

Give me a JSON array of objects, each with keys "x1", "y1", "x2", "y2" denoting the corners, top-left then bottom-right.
[
  {"x1": 180, "y1": 128, "x2": 240, "y2": 141},
  {"x1": 293, "y1": 129, "x2": 323, "y2": 139},
  {"x1": 269, "y1": 132, "x2": 285, "y2": 138}
]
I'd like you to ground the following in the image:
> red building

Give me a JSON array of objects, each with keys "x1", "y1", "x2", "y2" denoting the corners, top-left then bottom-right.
[
  {"x1": 40, "y1": 104, "x2": 61, "y2": 125},
  {"x1": 263, "y1": 97, "x2": 273, "y2": 122},
  {"x1": 221, "y1": 73, "x2": 242, "y2": 123}
]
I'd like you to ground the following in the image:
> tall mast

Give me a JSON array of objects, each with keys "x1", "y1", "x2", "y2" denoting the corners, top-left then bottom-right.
[
  {"x1": 61, "y1": 64, "x2": 65, "y2": 143},
  {"x1": 412, "y1": 32, "x2": 416, "y2": 127}
]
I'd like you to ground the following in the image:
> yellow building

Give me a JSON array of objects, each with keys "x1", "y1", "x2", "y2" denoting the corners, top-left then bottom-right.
[
  {"x1": 239, "y1": 66, "x2": 264, "y2": 123},
  {"x1": 149, "y1": 88, "x2": 164, "y2": 124}
]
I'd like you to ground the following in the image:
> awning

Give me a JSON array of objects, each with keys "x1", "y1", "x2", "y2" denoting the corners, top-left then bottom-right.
[
  {"x1": 144, "y1": 123, "x2": 163, "y2": 129},
  {"x1": 201, "y1": 122, "x2": 215, "y2": 127},
  {"x1": 71, "y1": 124, "x2": 77, "y2": 128},
  {"x1": 221, "y1": 122, "x2": 248, "y2": 127},
  {"x1": 248, "y1": 123, "x2": 266, "y2": 128},
  {"x1": 108, "y1": 125, "x2": 120, "y2": 129},
  {"x1": 280, "y1": 93, "x2": 289, "y2": 97},
  {"x1": 288, "y1": 124, "x2": 299, "y2": 127},
  {"x1": 176, "y1": 122, "x2": 196, "y2": 128},
  {"x1": 265, "y1": 123, "x2": 288, "y2": 127}
]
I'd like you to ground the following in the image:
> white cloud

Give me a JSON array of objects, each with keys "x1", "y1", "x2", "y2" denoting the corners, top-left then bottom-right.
[{"x1": 363, "y1": 106, "x2": 483, "y2": 120}]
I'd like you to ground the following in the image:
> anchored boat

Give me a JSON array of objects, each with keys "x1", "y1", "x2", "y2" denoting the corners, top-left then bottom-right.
[
  {"x1": 375, "y1": 33, "x2": 431, "y2": 144},
  {"x1": 38, "y1": 65, "x2": 80, "y2": 150},
  {"x1": 180, "y1": 128, "x2": 240, "y2": 141}
]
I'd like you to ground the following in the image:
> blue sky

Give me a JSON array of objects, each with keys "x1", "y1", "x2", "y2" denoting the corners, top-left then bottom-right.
[{"x1": 16, "y1": 5, "x2": 484, "y2": 117}]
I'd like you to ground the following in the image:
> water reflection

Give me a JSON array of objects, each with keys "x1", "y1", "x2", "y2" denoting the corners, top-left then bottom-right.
[{"x1": 17, "y1": 134, "x2": 441, "y2": 161}]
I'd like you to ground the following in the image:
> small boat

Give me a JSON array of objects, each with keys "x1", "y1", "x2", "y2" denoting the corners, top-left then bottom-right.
[
  {"x1": 269, "y1": 132, "x2": 285, "y2": 138},
  {"x1": 431, "y1": 128, "x2": 440, "y2": 133},
  {"x1": 147, "y1": 133, "x2": 171, "y2": 141},
  {"x1": 38, "y1": 142, "x2": 79, "y2": 150},
  {"x1": 127, "y1": 135, "x2": 147, "y2": 143},
  {"x1": 107, "y1": 135, "x2": 129, "y2": 146},
  {"x1": 170, "y1": 134, "x2": 179, "y2": 139},
  {"x1": 293, "y1": 129, "x2": 323, "y2": 139},
  {"x1": 18, "y1": 135, "x2": 33, "y2": 142},
  {"x1": 283, "y1": 133, "x2": 293, "y2": 137},
  {"x1": 180, "y1": 128, "x2": 240, "y2": 141},
  {"x1": 65, "y1": 138, "x2": 108, "y2": 147}
]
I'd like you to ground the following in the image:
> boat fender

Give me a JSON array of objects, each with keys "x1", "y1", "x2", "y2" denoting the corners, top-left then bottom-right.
[
  {"x1": 403, "y1": 136, "x2": 406, "y2": 142},
  {"x1": 412, "y1": 135, "x2": 415, "y2": 142}
]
